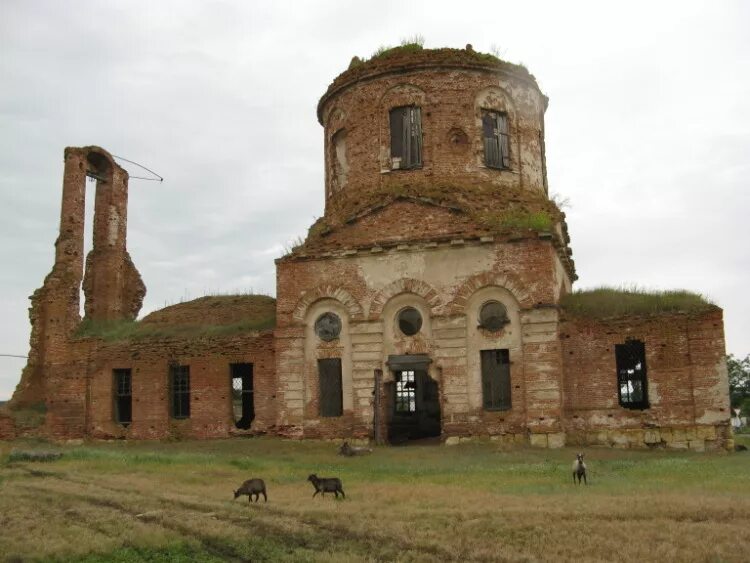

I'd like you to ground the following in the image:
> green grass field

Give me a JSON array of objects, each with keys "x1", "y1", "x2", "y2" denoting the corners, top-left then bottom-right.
[{"x1": 1, "y1": 436, "x2": 748, "y2": 562}]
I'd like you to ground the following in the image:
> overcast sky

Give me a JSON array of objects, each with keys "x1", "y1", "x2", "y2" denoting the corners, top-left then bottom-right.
[{"x1": 0, "y1": 0, "x2": 748, "y2": 400}]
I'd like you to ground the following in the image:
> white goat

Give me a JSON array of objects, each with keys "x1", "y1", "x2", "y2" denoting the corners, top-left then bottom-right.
[{"x1": 572, "y1": 452, "x2": 587, "y2": 485}]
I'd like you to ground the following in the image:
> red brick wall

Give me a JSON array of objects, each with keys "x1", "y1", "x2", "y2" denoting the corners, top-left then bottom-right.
[
  {"x1": 34, "y1": 331, "x2": 277, "y2": 440},
  {"x1": 319, "y1": 50, "x2": 548, "y2": 225},
  {"x1": 560, "y1": 309, "x2": 731, "y2": 449}
]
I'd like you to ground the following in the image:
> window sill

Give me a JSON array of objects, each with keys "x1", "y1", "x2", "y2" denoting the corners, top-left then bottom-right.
[
  {"x1": 618, "y1": 404, "x2": 650, "y2": 411},
  {"x1": 381, "y1": 166, "x2": 424, "y2": 174},
  {"x1": 478, "y1": 164, "x2": 518, "y2": 176}
]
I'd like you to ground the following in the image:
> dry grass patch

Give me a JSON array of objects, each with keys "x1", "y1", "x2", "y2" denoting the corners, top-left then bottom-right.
[{"x1": 0, "y1": 438, "x2": 748, "y2": 562}]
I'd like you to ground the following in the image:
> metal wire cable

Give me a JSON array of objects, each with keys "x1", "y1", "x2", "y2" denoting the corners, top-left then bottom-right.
[{"x1": 112, "y1": 154, "x2": 164, "y2": 182}]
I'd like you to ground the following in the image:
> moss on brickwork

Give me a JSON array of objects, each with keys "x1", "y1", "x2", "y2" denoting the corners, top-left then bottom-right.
[
  {"x1": 561, "y1": 287, "x2": 716, "y2": 318},
  {"x1": 322, "y1": 46, "x2": 537, "y2": 120},
  {"x1": 294, "y1": 180, "x2": 564, "y2": 255},
  {"x1": 8, "y1": 401, "x2": 47, "y2": 430},
  {"x1": 75, "y1": 294, "x2": 276, "y2": 342}
]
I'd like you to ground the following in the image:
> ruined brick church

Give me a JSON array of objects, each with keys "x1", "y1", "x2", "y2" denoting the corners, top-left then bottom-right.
[{"x1": 0, "y1": 47, "x2": 732, "y2": 449}]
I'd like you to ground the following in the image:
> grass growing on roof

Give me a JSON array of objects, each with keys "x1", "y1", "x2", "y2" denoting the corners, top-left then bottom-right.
[
  {"x1": 75, "y1": 294, "x2": 276, "y2": 342},
  {"x1": 561, "y1": 286, "x2": 715, "y2": 318}
]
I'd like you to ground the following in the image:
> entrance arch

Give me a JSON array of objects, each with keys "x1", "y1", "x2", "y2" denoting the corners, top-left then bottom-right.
[{"x1": 385, "y1": 354, "x2": 441, "y2": 443}]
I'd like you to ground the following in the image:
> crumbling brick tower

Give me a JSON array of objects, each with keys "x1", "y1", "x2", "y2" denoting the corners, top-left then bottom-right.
[
  {"x1": 275, "y1": 47, "x2": 575, "y2": 444},
  {"x1": 8, "y1": 147, "x2": 145, "y2": 437}
]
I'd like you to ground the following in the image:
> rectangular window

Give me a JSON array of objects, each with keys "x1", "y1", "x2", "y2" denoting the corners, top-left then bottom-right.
[
  {"x1": 615, "y1": 340, "x2": 649, "y2": 409},
  {"x1": 318, "y1": 358, "x2": 343, "y2": 417},
  {"x1": 482, "y1": 110, "x2": 510, "y2": 169},
  {"x1": 170, "y1": 365, "x2": 190, "y2": 419},
  {"x1": 113, "y1": 368, "x2": 132, "y2": 426},
  {"x1": 390, "y1": 106, "x2": 422, "y2": 169},
  {"x1": 395, "y1": 370, "x2": 417, "y2": 414},
  {"x1": 481, "y1": 349, "x2": 511, "y2": 410},
  {"x1": 230, "y1": 363, "x2": 254, "y2": 429}
]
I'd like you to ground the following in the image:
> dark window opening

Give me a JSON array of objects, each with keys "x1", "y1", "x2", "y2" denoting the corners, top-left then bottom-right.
[
  {"x1": 479, "y1": 301, "x2": 509, "y2": 331},
  {"x1": 170, "y1": 365, "x2": 190, "y2": 419},
  {"x1": 395, "y1": 370, "x2": 417, "y2": 414},
  {"x1": 318, "y1": 358, "x2": 343, "y2": 417},
  {"x1": 398, "y1": 307, "x2": 422, "y2": 336},
  {"x1": 390, "y1": 106, "x2": 422, "y2": 169},
  {"x1": 113, "y1": 368, "x2": 132, "y2": 426},
  {"x1": 231, "y1": 363, "x2": 255, "y2": 429},
  {"x1": 616, "y1": 340, "x2": 649, "y2": 409},
  {"x1": 481, "y1": 349, "x2": 511, "y2": 410},
  {"x1": 482, "y1": 110, "x2": 510, "y2": 169}
]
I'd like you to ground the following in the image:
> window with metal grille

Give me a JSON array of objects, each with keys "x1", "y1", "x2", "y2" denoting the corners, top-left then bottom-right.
[
  {"x1": 615, "y1": 340, "x2": 649, "y2": 409},
  {"x1": 395, "y1": 370, "x2": 417, "y2": 414},
  {"x1": 113, "y1": 368, "x2": 132, "y2": 426},
  {"x1": 170, "y1": 365, "x2": 190, "y2": 419},
  {"x1": 230, "y1": 363, "x2": 254, "y2": 429},
  {"x1": 318, "y1": 358, "x2": 343, "y2": 417},
  {"x1": 389, "y1": 106, "x2": 422, "y2": 169},
  {"x1": 479, "y1": 301, "x2": 509, "y2": 331},
  {"x1": 480, "y1": 349, "x2": 511, "y2": 410},
  {"x1": 482, "y1": 110, "x2": 510, "y2": 169}
]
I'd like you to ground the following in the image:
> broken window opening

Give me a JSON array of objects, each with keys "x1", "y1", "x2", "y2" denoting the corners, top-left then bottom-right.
[
  {"x1": 170, "y1": 364, "x2": 190, "y2": 419},
  {"x1": 390, "y1": 106, "x2": 422, "y2": 169},
  {"x1": 481, "y1": 349, "x2": 511, "y2": 410},
  {"x1": 397, "y1": 307, "x2": 422, "y2": 336},
  {"x1": 79, "y1": 176, "x2": 96, "y2": 319},
  {"x1": 395, "y1": 370, "x2": 417, "y2": 414},
  {"x1": 482, "y1": 110, "x2": 510, "y2": 169},
  {"x1": 230, "y1": 363, "x2": 255, "y2": 429},
  {"x1": 113, "y1": 368, "x2": 132, "y2": 426},
  {"x1": 615, "y1": 340, "x2": 649, "y2": 409},
  {"x1": 318, "y1": 358, "x2": 343, "y2": 417}
]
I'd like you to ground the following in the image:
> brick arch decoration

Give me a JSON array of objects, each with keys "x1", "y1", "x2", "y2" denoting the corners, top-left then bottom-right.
[
  {"x1": 292, "y1": 285, "x2": 364, "y2": 323},
  {"x1": 368, "y1": 278, "x2": 442, "y2": 320},
  {"x1": 378, "y1": 82, "x2": 428, "y2": 108},
  {"x1": 447, "y1": 272, "x2": 533, "y2": 315},
  {"x1": 323, "y1": 106, "x2": 346, "y2": 134}
]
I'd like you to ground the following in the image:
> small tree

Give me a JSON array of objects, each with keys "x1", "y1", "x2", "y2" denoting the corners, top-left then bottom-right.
[{"x1": 727, "y1": 353, "x2": 750, "y2": 417}]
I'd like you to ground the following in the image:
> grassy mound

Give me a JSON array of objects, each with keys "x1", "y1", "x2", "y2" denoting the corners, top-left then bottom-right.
[{"x1": 76, "y1": 294, "x2": 276, "y2": 342}]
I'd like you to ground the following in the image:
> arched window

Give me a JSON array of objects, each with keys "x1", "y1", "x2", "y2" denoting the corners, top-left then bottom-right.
[
  {"x1": 481, "y1": 110, "x2": 510, "y2": 169},
  {"x1": 389, "y1": 106, "x2": 422, "y2": 169}
]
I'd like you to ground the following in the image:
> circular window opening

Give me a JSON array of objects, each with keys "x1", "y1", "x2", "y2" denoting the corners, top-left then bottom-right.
[
  {"x1": 314, "y1": 312, "x2": 342, "y2": 341},
  {"x1": 398, "y1": 307, "x2": 422, "y2": 336},
  {"x1": 479, "y1": 301, "x2": 509, "y2": 331}
]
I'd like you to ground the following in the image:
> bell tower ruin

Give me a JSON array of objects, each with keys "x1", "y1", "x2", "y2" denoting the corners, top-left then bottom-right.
[{"x1": 10, "y1": 147, "x2": 145, "y2": 420}]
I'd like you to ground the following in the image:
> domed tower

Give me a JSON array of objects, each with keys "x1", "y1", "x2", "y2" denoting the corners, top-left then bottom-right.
[{"x1": 275, "y1": 46, "x2": 575, "y2": 445}]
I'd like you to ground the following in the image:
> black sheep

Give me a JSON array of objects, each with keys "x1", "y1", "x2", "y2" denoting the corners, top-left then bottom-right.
[
  {"x1": 234, "y1": 478, "x2": 267, "y2": 502},
  {"x1": 307, "y1": 474, "x2": 345, "y2": 499}
]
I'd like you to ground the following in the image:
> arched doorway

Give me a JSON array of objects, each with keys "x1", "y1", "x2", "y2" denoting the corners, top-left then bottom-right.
[{"x1": 385, "y1": 355, "x2": 441, "y2": 443}]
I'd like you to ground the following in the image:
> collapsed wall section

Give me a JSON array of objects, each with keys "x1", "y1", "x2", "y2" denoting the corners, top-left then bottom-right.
[{"x1": 1, "y1": 146, "x2": 145, "y2": 439}]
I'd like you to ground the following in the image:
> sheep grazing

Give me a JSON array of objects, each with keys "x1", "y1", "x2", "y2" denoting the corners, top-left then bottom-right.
[
  {"x1": 233, "y1": 478, "x2": 267, "y2": 503},
  {"x1": 307, "y1": 474, "x2": 345, "y2": 499},
  {"x1": 572, "y1": 453, "x2": 587, "y2": 485},
  {"x1": 338, "y1": 441, "x2": 373, "y2": 457}
]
